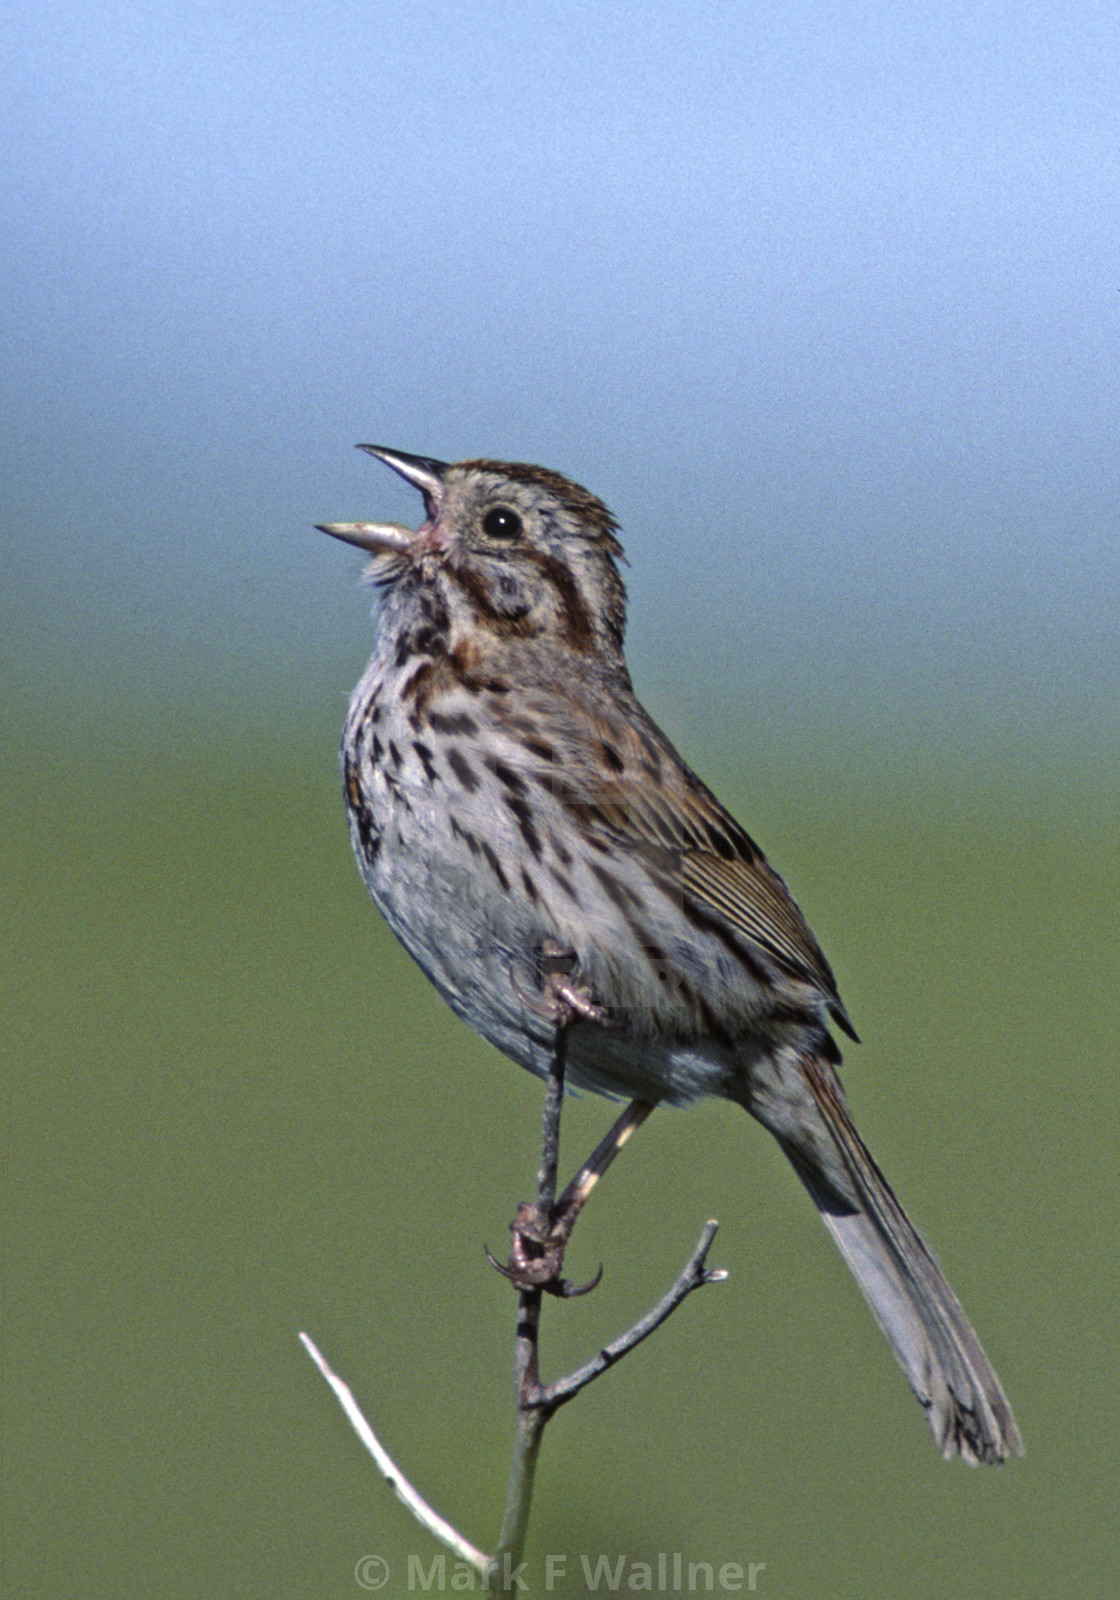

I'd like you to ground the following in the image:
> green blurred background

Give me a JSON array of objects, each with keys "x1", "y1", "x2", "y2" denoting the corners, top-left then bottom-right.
[
  {"x1": 4, "y1": 2, "x2": 1119, "y2": 1596},
  {"x1": 4, "y1": 706, "x2": 1116, "y2": 1597}
]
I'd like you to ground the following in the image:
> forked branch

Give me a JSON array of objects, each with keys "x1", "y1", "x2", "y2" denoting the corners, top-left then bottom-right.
[{"x1": 301, "y1": 1026, "x2": 726, "y2": 1589}]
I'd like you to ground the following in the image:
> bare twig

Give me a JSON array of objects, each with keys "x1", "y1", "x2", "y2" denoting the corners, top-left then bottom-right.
[
  {"x1": 490, "y1": 1026, "x2": 568, "y2": 1576},
  {"x1": 303, "y1": 1021, "x2": 726, "y2": 1592},
  {"x1": 539, "y1": 1219, "x2": 727, "y2": 1410},
  {"x1": 298, "y1": 1332, "x2": 490, "y2": 1575},
  {"x1": 489, "y1": 1039, "x2": 726, "y2": 1583}
]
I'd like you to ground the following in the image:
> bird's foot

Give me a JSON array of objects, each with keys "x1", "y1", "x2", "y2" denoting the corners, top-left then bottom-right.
[{"x1": 486, "y1": 1200, "x2": 603, "y2": 1298}]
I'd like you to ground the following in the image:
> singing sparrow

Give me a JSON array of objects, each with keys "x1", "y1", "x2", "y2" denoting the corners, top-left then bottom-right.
[{"x1": 319, "y1": 446, "x2": 1022, "y2": 1465}]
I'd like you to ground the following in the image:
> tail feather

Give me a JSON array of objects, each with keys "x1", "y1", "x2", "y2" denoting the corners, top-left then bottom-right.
[{"x1": 752, "y1": 1049, "x2": 1023, "y2": 1464}]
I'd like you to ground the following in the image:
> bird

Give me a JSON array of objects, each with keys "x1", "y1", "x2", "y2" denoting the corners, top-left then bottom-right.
[{"x1": 318, "y1": 445, "x2": 1023, "y2": 1464}]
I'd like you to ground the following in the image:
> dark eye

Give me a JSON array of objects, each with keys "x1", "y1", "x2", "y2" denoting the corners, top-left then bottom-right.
[{"x1": 482, "y1": 506, "x2": 523, "y2": 542}]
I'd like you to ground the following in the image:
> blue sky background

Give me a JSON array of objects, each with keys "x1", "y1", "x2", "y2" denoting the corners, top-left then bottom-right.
[{"x1": 2, "y1": 0, "x2": 1117, "y2": 772}]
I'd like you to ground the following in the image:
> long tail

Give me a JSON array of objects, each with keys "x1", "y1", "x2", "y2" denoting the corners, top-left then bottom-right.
[{"x1": 746, "y1": 1047, "x2": 1023, "y2": 1464}]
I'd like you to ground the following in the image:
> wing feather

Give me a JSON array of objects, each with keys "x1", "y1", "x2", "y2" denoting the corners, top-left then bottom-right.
[{"x1": 528, "y1": 699, "x2": 856, "y2": 1036}]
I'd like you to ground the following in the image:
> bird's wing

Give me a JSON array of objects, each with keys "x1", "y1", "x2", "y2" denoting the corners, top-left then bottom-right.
[{"x1": 532, "y1": 698, "x2": 856, "y2": 1037}]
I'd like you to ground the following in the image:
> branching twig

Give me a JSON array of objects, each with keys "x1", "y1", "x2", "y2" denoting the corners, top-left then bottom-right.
[
  {"x1": 539, "y1": 1218, "x2": 726, "y2": 1410},
  {"x1": 302, "y1": 1023, "x2": 727, "y2": 1592}
]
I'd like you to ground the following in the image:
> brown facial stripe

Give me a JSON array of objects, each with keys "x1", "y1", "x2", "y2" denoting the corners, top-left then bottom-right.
[
  {"x1": 446, "y1": 640, "x2": 511, "y2": 695},
  {"x1": 447, "y1": 563, "x2": 539, "y2": 637},
  {"x1": 391, "y1": 584, "x2": 451, "y2": 668},
  {"x1": 522, "y1": 546, "x2": 595, "y2": 652}
]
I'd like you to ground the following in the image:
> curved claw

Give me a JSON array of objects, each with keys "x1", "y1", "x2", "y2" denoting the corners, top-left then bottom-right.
[
  {"x1": 485, "y1": 1240, "x2": 604, "y2": 1298},
  {"x1": 485, "y1": 1240, "x2": 565, "y2": 1291},
  {"x1": 552, "y1": 1263, "x2": 604, "y2": 1299},
  {"x1": 485, "y1": 1243, "x2": 515, "y2": 1280}
]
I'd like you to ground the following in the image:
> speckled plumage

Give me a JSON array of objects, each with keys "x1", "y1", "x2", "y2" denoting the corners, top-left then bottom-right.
[{"x1": 321, "y1": 446, "x2": 1022, "y2": 1465}]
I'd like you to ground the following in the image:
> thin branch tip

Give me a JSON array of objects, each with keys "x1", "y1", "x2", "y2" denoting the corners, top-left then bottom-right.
[
  {"x1": 535, "y1": 1215, "x2": 729, "y2": 1411},
  {"x1": 300, "y1": 1330, "x2": 491, "y2": 1575}
]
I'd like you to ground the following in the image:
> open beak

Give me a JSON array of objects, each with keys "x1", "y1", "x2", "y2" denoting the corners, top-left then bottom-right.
[
  {"x1": 356, "y1": 444, "x2": 448, "y2": 502},
  {"x1": 317, "y1": 445, "x2": 449, "y2": 555},
  {"x1": 316, "y1": 519, "x2": 414, "y2": 555}
]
